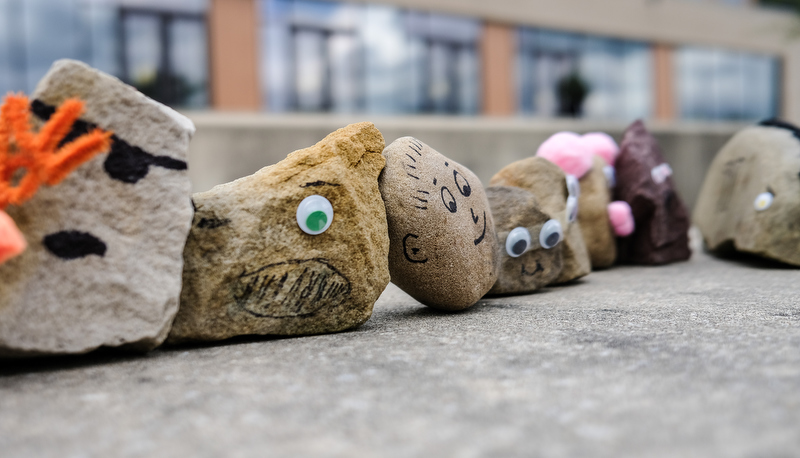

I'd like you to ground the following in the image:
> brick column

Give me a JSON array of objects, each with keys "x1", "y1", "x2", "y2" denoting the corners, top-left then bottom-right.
[
  {"x1": 653, "y1": 43, "x2": 676, "y2": 121},
  {"x1": 209, "y1": 0, "x2": 262, "y2": 110},
  {"x1": 480, "y1": 22, "x2": 516, "y2": 116}
]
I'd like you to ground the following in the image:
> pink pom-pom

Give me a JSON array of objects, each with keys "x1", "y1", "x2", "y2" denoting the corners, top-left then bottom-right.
[
  {"x1": 536, "y1": 132, "x2": 593, "y2": 179},
  {"x1": 0, "y1": 210, "x2": 27, "y2": 265},
  {"x1": 581, "y1": 132, "x2": 619, "y2": 166},
  {"x1": 608, "y1": 201, "x2": 634, "y2": 237}
]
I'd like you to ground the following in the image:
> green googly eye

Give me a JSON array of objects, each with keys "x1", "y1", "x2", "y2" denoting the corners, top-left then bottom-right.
[{"x1": 297, "y1": 195, "x2": 333, "y2": 235}]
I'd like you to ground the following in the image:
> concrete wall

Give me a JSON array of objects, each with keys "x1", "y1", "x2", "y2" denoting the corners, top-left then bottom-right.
[{"x1": 184, "y1": 112, "x2": 744, "y2": 211}]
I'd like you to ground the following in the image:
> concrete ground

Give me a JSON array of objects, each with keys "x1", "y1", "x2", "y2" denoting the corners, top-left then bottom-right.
[{"x1": 1, "y1": 243, "x2": 799, "y2": 457}]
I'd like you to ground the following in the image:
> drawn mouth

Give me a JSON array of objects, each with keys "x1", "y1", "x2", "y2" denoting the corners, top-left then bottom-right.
[
  {"x1": 521, "y1": 261, "x2": 544, "y2": 276},
  {"x1": 231, "y1": 258, "x2": 351, "y2": 318}
]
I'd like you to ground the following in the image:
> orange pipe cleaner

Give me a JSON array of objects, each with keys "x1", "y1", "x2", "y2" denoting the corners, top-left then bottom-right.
[{"x1": 0, "y1": 93, "x2": 113, "y2": 211}]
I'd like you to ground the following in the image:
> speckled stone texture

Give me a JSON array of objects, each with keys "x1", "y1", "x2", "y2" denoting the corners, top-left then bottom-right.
[
  {"x1": 694, "y1": 120, "x2": 800, "y2": 266},
  {"x1": 486, "y1": 186, "x2": 563, "y2": 295},
  {"x1": 379, "y1": 137, "x2": 498, "y2": 311},
  {"x1": 615, "y1": 120, "x2": 691, "y2": 265},
  {"x1": 490, "y1": 156, "x2": 590, "y2": 284},
  {"x1": 579, "y1": 156, "x2": 616, "y2": 268},
  {"x1": 0, "y1": 59, "x2": 195, "y2": 357},
  {"x1": 169, "y1": 122, "x2": 389, "y2": 343}
]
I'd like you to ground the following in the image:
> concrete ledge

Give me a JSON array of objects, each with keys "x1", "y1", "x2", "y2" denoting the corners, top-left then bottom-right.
[{"x1": 185, "y1": 111, "x2": 746, "y2": 210}]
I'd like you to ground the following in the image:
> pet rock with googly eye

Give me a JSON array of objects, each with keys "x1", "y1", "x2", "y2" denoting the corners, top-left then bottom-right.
[
  {"x1": 693, "y1": 120, "x2": 800, "y2": 266},
  {"x1": 379, "y1": 137, "x2": 498, "y2": 311},
  {"x1": 0, "y1": 59, "x2": 195, "y2": 357},
  {"x1": 614, "y1": 120, "x2": 691, "y2": 265},
  {"x1": 485, "y1": 186, "x2": 564, "y2": 295},
  {"x1": 169, "y1": 122, "x2": 389, "y2": 342},
  {"x1": 490, "y1": 156, "x2": 591, "y2": 284}
]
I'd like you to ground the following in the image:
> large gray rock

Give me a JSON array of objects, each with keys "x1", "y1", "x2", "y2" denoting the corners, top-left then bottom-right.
[
  {"x1": 380, "y1": 137, "x2": 499, "y2": 311},
  {"x1": 168, "y1": 122, "x2": 390, "y2": 342},
  {"x1": 694, "y1": 120, "x2": 800, "y2": 266},
  {"x1": 0, "y1": 59, "x2": 195, "y2": 357}
]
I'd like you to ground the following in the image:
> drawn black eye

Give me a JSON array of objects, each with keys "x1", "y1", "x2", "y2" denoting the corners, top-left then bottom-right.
[
  {"x1": 505, "y1": 227, "x2": 531, "y2": 257},
  {"x1": 440, "y1": 187, "x2": 457, "y2": 213},
  {"x1": 43, "y1": 231, "x2": 107, "y2": 260},
  {"x1": 539, "y1": 219, "x2": 563, "y2": 249},
  {"x1": 453, "y1": 170, "x2": 471, "y2": 197}
]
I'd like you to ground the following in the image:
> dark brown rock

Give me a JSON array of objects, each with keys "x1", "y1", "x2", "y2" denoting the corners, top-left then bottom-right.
[
  {"x1": 486, "y1": 186, "x2": 564, "y2": 295},
  {"x1": 380, "y1": 137, "x2": 499, "y2": 311},
  {"x1": 490, "y1": 157, "x2": 590, "y2": 284},
  {"x1": 169, "y1": 122, "x2": 390, "y2": 343},
  {"x1": 693, "y1": 120, "x2": 800, "y2": 266},
  {"x1": 614, "y1": 120, "x2": 691, "y2": 265}
]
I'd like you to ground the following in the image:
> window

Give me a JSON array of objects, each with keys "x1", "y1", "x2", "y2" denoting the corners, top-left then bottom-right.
[
  {"x1": 0, "y1": 0, "x2": 209, "y2": 108},
  {"x1": 261, "y1": 0, "x2": 481, "y2": 114},
  {"x1": 517, "y1": 28, "x2": 653, "y2": 120},
  {"x1": 676, "y1": 47, "x2": 779, "y2": 120}
]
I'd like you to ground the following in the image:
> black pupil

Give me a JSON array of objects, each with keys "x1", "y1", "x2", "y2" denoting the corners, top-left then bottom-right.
[
  {"x1": 512, "y1": 239, "x2": 527, "y2": 255},
  {"x1": 546, "y1": 232, "x2": 560, "y2": 247}
]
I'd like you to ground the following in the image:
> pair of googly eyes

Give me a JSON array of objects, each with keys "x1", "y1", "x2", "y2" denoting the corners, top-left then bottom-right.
[
  {"x1": 651, "y1": 163, "x2": 673, "y2": 184},
  {"x1": 754, "y1": 192, "x2": 774, "y2": 211},
  {"x1": 505, "y1": 220, "x2": 563, "y2": 258},
  {"x1": 565, "y1": 175, "x2": 579, "y2": 224},
  {"x1": 297, "y1": 195, "x2": 334, "y2": 235}
]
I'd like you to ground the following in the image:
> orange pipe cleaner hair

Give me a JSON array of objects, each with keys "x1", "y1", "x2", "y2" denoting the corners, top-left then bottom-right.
[{"x1": 0, "y1": 93, "x2": 113, "y2": 264}]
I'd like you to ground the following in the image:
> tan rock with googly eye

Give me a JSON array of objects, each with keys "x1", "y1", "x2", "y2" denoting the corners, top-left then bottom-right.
[
  {"x1": 694, "y1": 120, "x2": 800, "y2": 266},
  {"x1": 169, "y1": 122, "x2": 390, "y2": 342},
  {"x1": 490, "y1": 157, "x2": 591, "y2": 284},
  {"x1": 380, "y1": 137, "x2": 499, "y2": 311},
  {"x1": 486, "y1": 186, "x2": 564, "y2": 295}
]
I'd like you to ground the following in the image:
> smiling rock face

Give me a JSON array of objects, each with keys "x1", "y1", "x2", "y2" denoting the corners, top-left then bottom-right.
[
  {"x1": 0, "y1": 59, "x2": 194, "y2": 357},
  {"x1": 614, "y1": 120, "x2": 690, "y2": 265},
  {"x1": 693, "y1": 120, "x2": 800, "y2": 266},
  {"x1": 169, "y1": 122, "x2": 389, "y2": 343},
  {"x1": 486, "y1": 186, "x2": 563, "y2": 295},
  {"x1": 490, "y1": 156, "x2": 591, "y2": 284},
  {"x1": 380, "y1": 137, "x2": 498, "y2": 311}
]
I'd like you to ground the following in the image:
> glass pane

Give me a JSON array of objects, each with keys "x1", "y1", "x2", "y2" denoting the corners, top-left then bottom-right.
[
  {"x1": 23, "y1": 0, "x2": 82, "y2": 93},
  {"x1": 294, "y1": 29, "x2": 326, "y2": 111},
  {"x1": 124, "y1": 13, "x2": 161, "y2": 92},
  {"x1": 169, "y1": 18, "x2": 208, "y2": 108}
]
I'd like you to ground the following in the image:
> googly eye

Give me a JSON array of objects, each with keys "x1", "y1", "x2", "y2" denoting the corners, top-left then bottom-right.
[
  {"x1": 603, "y1": 165, "x2": 616, "y2": 188},
  {"x1": 539, "y1": 219, "x2": 563, "y2": 249},
  {"x1": 566, "y1": 195, "x2": 578, "y2": 223},
  {"x1": 754, "y1": 192, "x2": 774, "y2": 211},
  {"x1": 505, "y1": 227, "x2": 531, "y2": 258},
  {"x1": 296, "y1": 195, "x2": 333, "y2": 235},
  {"x1": 651, "y1": 163, "x2": 673, "y2": 184},
  {"x1": 566, "y1": 174, "x2": 580, "y2": 198}
]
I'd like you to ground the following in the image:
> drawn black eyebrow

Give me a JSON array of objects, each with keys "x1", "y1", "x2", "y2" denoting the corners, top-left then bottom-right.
[
  {"x1": 405, "y1": 153, "x2": 416, "y2": 162},
  {"x1": 301, "y1": 181, "x2": 340, "y2": 188},
  {"x1": 32, "y1": 100, "x2": 188, "y2": 184},
  {"x1": 759, "y1": 118, "x2": 800, "y2": 141}
]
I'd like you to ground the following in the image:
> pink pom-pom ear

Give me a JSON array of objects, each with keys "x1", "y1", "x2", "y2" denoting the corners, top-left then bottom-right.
[
  {"x1": 581, "y1": 132, "x2": 619, "y2": 166},
  {"x1": 0, "y1": 210, "x2": 27, "y2": 265},
  {"x1": 536, "y1": 132, "x2": 593, "y2": 179},
  {"x1": 608, "y1": 201, "x2": 634, "y2": 237}
]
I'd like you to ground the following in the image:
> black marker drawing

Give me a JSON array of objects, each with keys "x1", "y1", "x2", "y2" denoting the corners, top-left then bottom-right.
[
  {"x1": 454, "y1": 170, "x2": 471, "y2": 197},
  {"x1": 473, "y1": 211, "x2": 486, "y2": 245},
  {"x1": 470, "y1": 208, "x2": 479, "y2": 224},
  {"x1": 32, "y1": 100, "x2": 188, "y2": 184},
  {"x1": 402, "y1": 233, "x2": 428, "y2": 263},
  {"x1": 407, "y1": 173, "x2": 420, "y2": 180},
  {"x1": 301, "y1": 181, "x2": 340, "y2": 188},
  {"x1": 406, "y1": 153, "x2": 417, "y2": 162},
  {"x1": 44, "y1": 230, "x2": 107, "y2": 260},
  {"x1": 521, "y1": 261, "x2": 544, "y2": 276},
  {"x1": 441, "y1": 187, "x2": 457, "y2": 213}
]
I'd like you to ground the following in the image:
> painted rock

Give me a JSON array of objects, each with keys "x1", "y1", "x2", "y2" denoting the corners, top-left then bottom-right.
[
  {"x1": 490, "y1": 156, "x2": 591, "y2": 284},
  {"x1": 486, "y1": 186, "x2": 564, "y2": 295},
  {"x1": 578, "y1": 154, "x2": 617, "y2": 268},
  {"x1": 169, "y1": 122, "x2": 389, "y2": 342},
  {"x1": 693, "y1": 120, "x2": 800, "y2": 266},
  {"x1": 380, "y1": 137, "x2": 498, "y2": 311},
  {"x1": 614, "y1": 120, "x2": 691, "y2": 265},
  {"x1": 0, "y1": 59, "x2": 195, "y2": 357}
]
